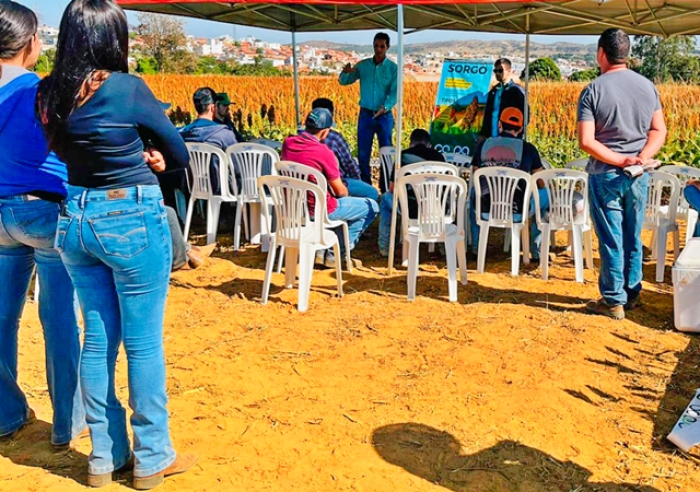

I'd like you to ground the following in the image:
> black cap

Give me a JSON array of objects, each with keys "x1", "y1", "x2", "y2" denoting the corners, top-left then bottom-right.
[{"x1": 193, "y1": 87, "x2": 216, "y2": 114}]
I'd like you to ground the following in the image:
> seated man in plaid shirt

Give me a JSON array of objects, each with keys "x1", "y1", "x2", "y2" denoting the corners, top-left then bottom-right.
[{"x1": 312, "y1": 98, "x2": 379, "y2": 201}]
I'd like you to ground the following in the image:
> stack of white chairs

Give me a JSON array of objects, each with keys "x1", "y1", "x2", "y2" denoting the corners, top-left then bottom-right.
[
  {"x1": 227, "y1": 143, "x2": 279, "y2": 251},
  {"x1": 658, "y1": 165, "x2": 700, "y2": 246},
  {"x1": 259, "y1": 176, "x2": 343, "y2": 312},
  {"x1": 183, "y1": 142, "x2": 238, "y2": 245},
  {"x1": 644, "y1": 170, "x2": 681, "y2": 282},
  {"x1": 274, "y1": 161, "x2": 353, "y2": 272},
  {"x1": 532, "y1": 169, "x2": 593, "y2": 283},
  {"x1": 396, "y1": 173, "x2": 468, "y2": 302},
  {"x1": 473, "y1": 167, "x2": 532, "y2": 276},
  {"x1": 379, "y1": 146, "x2": 396, "y2": 193}
]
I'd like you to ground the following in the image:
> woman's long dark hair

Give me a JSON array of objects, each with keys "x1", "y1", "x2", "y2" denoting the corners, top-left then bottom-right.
[
  {"x1": 37, "y1": 0, "x2": 129, "y2": 151},
  {"x1": 0, "y1": 1, "x2": 38, "y2": 77}
]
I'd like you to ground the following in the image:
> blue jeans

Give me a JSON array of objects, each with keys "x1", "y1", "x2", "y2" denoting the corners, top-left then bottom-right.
[
  {"x1": 468, "y1": 188, "x2": 550, "y2": 257},
  {"x1": 346, "y1": 178, "x2": 379, "y2": 201},
  {"x1": 684, "y1": 185, "x2": 700, "y2": 237},
  {"x1": 357, "y1": 109, "x2": 393, "y2": 186},
  {"x1": 328, "y1": 197, "x2": 379, "y2": 256},
  {"x1": 589, "y1": 170, "x2": 649, "y2": 306},
  {"x1": 57, "y1": 185, "x2": 175, "y2": 477},
  {"x1": 0, "y1": 196, "x2": 85, "y2": 445},
  {"x1": 378, "y1": 192, "x2": 398, "y2": 253}
]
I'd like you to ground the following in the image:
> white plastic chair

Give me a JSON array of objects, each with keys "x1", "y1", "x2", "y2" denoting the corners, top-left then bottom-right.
[
  {"x1": 473, "y1": 167, "x2": 532, "y2": 276},
  {"x1": 183, "y1": 143, "x2": 238, "y2": 245},
  {"x1": 227, "y1": 143, "x2": 279, "y2": 251},
  {"x1": 396, "y1": 174, "x2": 468, "y2": 302},
  {"x1": 644, "y1": 171, "x2": 681, "y2": 282},
  {"x1": 566, "y1": 157, "x2": 589, "y2": 171},
  {"x1": 541, "y1": 158, "x2": 553, "y2": 170},
  {"x1": 443, "y1": 152, "x2": 472, "y2": 169},
  {"x1": 532, "y1": 169, "x2": 593, "y2": 283},
  {"x1": 274, "y1": 160, "x2": 353, "y2": 272},
  {"x1": 379, "y1": 146, "x2": 396, "y2": 193},
  {"x1": 259, "y1": 176, "x2": 343, "y2": 312},
  {"x1": 658, "y1": 165, "x2": 700, "y2": 246}
]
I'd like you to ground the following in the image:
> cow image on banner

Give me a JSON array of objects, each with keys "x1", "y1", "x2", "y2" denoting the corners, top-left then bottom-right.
[{"x1": 430, "y1": 59, "x2": 492, "y2": 157}]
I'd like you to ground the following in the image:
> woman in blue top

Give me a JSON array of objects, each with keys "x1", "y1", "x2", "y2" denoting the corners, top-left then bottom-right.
[
  {"x1": 37, "y1": 0, "x2": 196, "y2": 488},
  {"x1": 0, "y1": 1, "x2": 86, "y2": 448}
]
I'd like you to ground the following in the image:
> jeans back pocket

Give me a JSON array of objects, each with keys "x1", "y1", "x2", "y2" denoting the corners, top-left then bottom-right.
[{"x1": 88, "y1": 210, "x2": 149, "y2": 258}]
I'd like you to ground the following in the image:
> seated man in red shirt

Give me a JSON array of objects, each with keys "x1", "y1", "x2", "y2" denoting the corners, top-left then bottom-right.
[{"x1": 281, "y1": 108, "x2": 379, "y2": 266}]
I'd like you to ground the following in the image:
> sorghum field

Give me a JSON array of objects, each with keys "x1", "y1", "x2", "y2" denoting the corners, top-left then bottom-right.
[{"x1": 144, "y1": 75, "x2": 700, "y2": 168}]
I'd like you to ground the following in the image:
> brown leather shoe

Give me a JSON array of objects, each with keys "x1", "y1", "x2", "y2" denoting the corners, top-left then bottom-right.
[
  {"x1": 0, "y1": 409, "x2": 36, "y2": 441},
  {"x1": 133, "y1": 452, "x2": 198, "y2": 490},
  {"x1": 187, "y1": 243, "x2": 216, "y2": 269},
  {"x1": 586, "y1": 298, "x2": 625, "y2": 320},
  {"x1": 87, "y1": 456, "x2": 134, "y2": 488}
]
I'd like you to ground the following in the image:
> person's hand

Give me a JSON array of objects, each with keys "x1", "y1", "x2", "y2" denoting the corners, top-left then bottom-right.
[
  {"x1": 687, "y1": 178, "x2": 700, "y2": 189},
  {"x1": 342, "y1": 63, "x2": 354, "y2": 74},
  {"x1": 144, "y1": 149, "x2": 166, "y2": 173},
  {"x1": 374, "y1": 106, "x2": 386, "y2": 118},
  {"x1": 620, "y1": 155, "x2": 643, "y2": 167}
]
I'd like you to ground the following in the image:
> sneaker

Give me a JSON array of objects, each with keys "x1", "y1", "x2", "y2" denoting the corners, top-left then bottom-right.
[
  {"x1": 53, "y1": 426, "x2": 90, "y2": 450},
  {"x1": 324, "y1": 253, "x2": 337, "y2": 269},
  {"x1": 187, "y1": 243, "x2": 216, "y2": 269},
  {"x1": 133, "y1": 452, "x2": 198, "y2": 490},
  {"x1": 625, "y1": 294, "x2": 642, "y2": 311},
  {"x1": 586, "y1": 298, "x2": 625, "y2": 320},
  {"x1": 379, "y1": 248, "x2": 389, "y2": 257}
]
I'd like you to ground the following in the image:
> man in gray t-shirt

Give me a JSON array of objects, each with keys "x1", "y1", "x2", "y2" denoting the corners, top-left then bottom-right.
[{"x1": 577, "y1": 28, "x2": 667, "y2": 320}]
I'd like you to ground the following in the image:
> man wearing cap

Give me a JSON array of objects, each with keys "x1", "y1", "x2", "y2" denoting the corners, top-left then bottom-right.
[
  {"x1": 311, "y1": 98, "x2": 379, "y2": 202},
  {"x1": 578, "y1": 28, "x2": 666, "y2": 320},
  {"x1": 470, "y1": 107, "x2": 548, "y2": 258},
  {"x1": 214, "y1": 92, "x2": 246, "y2": 143},
  {"x1": 281, "y1": 108, "x2": 379, "y2": 267},
  {"x1": 479, "y1": 58, "x2": 527, "y2": 140},
  {"x1": 180, "y1": 87, "x2": 238, "y2": 195},
  {"x1": 339, "y1": 32, "x2": 398, "y2": 185}
]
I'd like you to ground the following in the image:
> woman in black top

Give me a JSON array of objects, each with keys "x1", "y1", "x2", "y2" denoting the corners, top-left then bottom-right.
[{"x1": 37, "y1": 1, "x2": 196, "y2": 488}]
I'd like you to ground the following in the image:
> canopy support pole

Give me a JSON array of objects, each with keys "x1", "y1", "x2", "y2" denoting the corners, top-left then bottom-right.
[
  {"x1": 292, "y1": 30, "x2": 301, "y2": 129},
  {"x1": 524, "y1": 14, "x2": 530, "y2": 140},
  {"x1": 387, "y1": 4, "x2": 404, "y2": 275}
]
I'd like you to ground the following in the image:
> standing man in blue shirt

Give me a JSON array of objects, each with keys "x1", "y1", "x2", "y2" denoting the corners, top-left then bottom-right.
[
  {"x1": 339, "y1": 32, "x2": 398, "y2": 186},
  {"x1": 479, "y1": 58, "x2": 526, "y2": 140}
]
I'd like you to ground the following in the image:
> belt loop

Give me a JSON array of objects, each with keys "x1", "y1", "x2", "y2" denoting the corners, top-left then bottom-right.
[
  {"x1": 79, "y1": 189, "x2": 87, "y2": 209},
  {"x1": 137, "y1": 185, "x2": 142, "y2": 204}
]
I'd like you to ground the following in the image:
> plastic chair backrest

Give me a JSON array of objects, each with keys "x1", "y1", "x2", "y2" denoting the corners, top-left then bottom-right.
[
  {"x1": 533, "y1": 169, "x2": 589, "y2": 227},
  {"x1": 275, "y1": 160, "x2": 328, "y2": 191},
  {"x1": 541, "y1": 158, "x2": 553, "y2": 170},
  {"x1": 396, "y1": 161, "x2": 459, "y2": 182},
  {"x1": 227, "y1": 143, "x2": 279, "y2": 200},
  {"x1": 645, "y1": 171, "x2": 681, "y2": 226},
  {"x1": 258, "y1": 176, "x2": 323, "y2": 246},
  {"x1": 658, "y1": 165, "x2": 700, "y2": 216},
  {"x1": 249, "y1": 138, "x2": 283, "y2": 151},
  {"x1": 397, "y1": 174, "x2": 467, "y2": 239},
  {"x1": 185, "y1": 142, "x2": 234, "y2": 199},
  {"x1": 473, "y1": 167, "x2": 532, "y2": 224},
  {"x1": 566, "y1": 158, "x2": 589, "y2": 171},
  {"x1": 443, "y1": 153, "x2": 472, "y2": 168},
  {"x1": 379, "y1": 146, "x2": 396, "y2": 191}
]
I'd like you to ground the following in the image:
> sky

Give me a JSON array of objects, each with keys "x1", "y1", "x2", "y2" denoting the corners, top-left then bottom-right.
[{"x1": 24, "y1": 0, "x2": 599, "y2": 47}]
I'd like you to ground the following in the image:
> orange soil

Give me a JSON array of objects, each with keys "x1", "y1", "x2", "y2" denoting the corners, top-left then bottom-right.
[{"x1": 1, "y1": 226, "x2": 699, "y2": 492}]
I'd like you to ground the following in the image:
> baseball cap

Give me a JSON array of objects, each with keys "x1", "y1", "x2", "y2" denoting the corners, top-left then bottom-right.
[
  {"x1": 215, "y1": 93, "x2": 232, "y2": 105},
  {"x1": 305, "y1": 107, "x2": 333, "y2": 131},
  {"x1": 500, "y1": 107, "x2": 524, "y2": 128},
  {"x1": 193, "y1": 87, "x2": 216, "y2": 112}
]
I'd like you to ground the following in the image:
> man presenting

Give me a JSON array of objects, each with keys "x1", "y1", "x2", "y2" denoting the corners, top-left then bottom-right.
[
  {"x1": 339, "y1": 32, "x2": 398, "y2": 185},
  {"x1": 578, "y1": 28, "x2": 666, "y2": 320},
  {"x1": 479, "y1": 58, "x2": 526, "y2": 140}
]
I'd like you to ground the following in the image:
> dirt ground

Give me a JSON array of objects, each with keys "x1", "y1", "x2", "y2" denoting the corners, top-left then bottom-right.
[{"x1": 1, "y1": 222, "x2": 700, "y2": 492}]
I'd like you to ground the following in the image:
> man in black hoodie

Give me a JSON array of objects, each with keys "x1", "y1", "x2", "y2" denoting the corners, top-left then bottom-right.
[{"x1": 180, "y1": 87, "x2": 238, "y2": 194}]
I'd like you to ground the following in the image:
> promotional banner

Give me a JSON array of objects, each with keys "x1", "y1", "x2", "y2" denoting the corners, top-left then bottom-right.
[{"x1": 430, "y1": 59, "x2": 492, "y2": 156}]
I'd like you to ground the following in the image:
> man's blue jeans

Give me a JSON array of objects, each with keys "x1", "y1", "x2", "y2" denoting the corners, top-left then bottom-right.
[
  {"x1": 57, "y1": 185, "x2": 176, "y2": 477},
  {"x1": 357, "y1": 109, "x2": 393, "y2": 185},
  {"x1": 468, "y1": 188, "x2": 550, "y2": 258},
  {"x1": 684, "y1": 184, "x2": 700, "y2": 237},
  {"x1": 0, "y1": 196, "x2": 85, "y2": 445},
  {"x1": 328, "y1": 197, "x2": 379, "y2": 256},
  {"x1": 346, "y1": 178, "x2": 379, "y2": 201},
  {"x1": 589, "y1": 170, "x2": 649, "y2": 306},
  {"x1": 378, "y1": 192, "x2": 399, "y2": 253}
]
